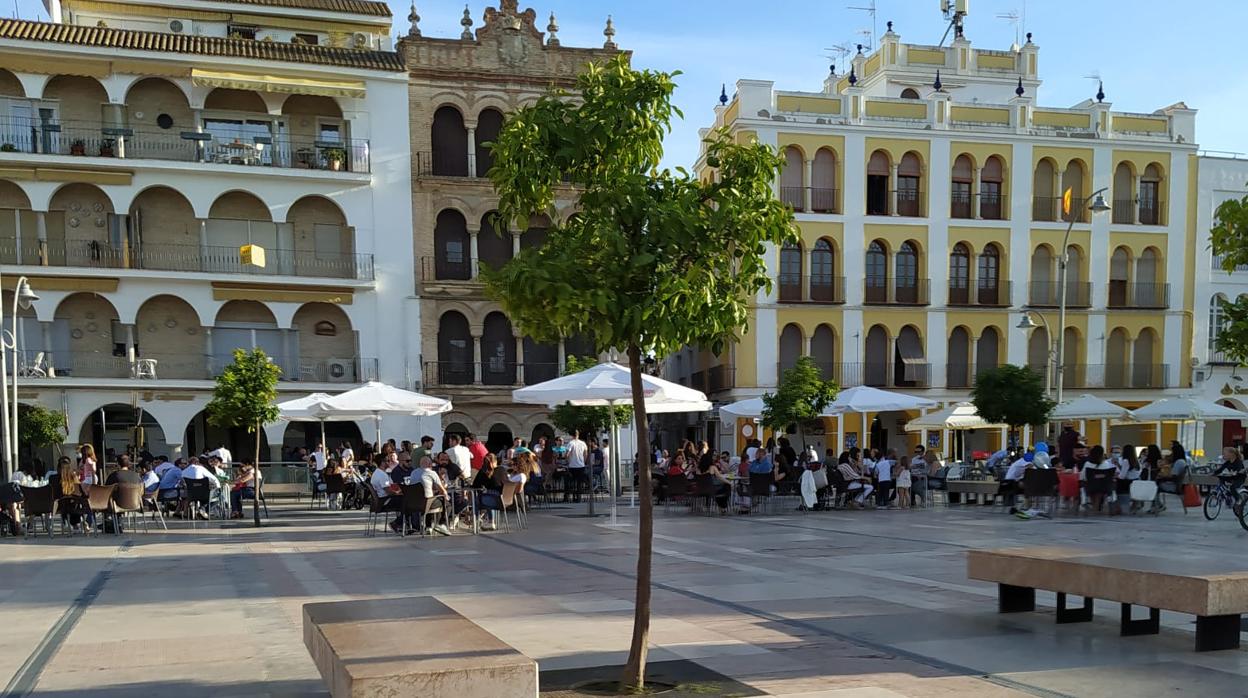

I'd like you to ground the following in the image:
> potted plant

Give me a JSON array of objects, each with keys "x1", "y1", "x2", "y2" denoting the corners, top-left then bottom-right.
[
  {"x1": 70, "y1": 139, "x2": 86, "y2": 156},
  {"x1": 0, "y1": 143, "x2": 16, "y2": 152},
  {"x1": 99, "y1": 138, "x2": 116, "y2": 157},
  {"x1": 323, "y1": 147, "x2": 345, "y2": 171}
]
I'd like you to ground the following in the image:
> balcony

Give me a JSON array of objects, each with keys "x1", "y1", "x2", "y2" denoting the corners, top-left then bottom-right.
[
  {"x1": 1032, "y1": 196, "x2": 1088, "y2": 223},
  {"x1": 1025, "y1": 363, "x2": 1170, "y2": 390},
  {"x1": 863, "y1": 278, "x2": 930, "y2": 306},
  {"x1": 0, "y1": 239, "x2": 374, "y2": 281},
  {"x1": 945, "y1": 362, "x2": 999, "y2": 389},
  {"x1": 1210, "y1": 254, "x2": 1248, "y2": 272},
  {"x1": 777, "y1": 273, "x2": 848, "y2": 303},
  {"x1": 950, "y1": 192, "x2": 1008, "y2": 220},
  {"x1": 19, "y1": 349, "x2": 377, "y2": 383},
  {"x1": 947, "y1": 279, "x2": 1012, "y2": 307},
  {"x1": 1027, "y1": 281, "x2": 1092, "y2": 308},
  {"x1": 414, "y1": 151, "x2": 497, "y2": 179},
  {"x1": 687, "y1": 365, "x2": 736, "y2": 394},
  {"x1": 1208, "y1": 349, "x2": 1239, "y2": 366},
  {"x1": 1112, "y1": 199, "x2": 1166, "y2": 226},
  {"x1": 781, "y1": 187, "x2": 839, "y2": 214},
  {"x1": 0, "y1": 117, "x2": 370, "y2": 173},
  {"x1": 894, "y1": 189, "x2": 923, "y2": 217},
  {"x1": 1107, "y1": 281, "x2": 1170, "y2": 309},
  {"x1": 423, "y1": 361, "x2": 561, "y2": 388}
]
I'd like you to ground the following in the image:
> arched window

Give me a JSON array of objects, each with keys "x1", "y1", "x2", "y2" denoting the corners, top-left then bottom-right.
[
  {"x1": 895, "y1": 325, "x2": 927, "y2": 387},
  {"x1": 976, "y1": 327, "x2": 1000, "y2": 379},
  {"x1": 1062, "y1": 327, "x2": 1081, "y2": 388},
  {"x1": 1133, "y1": 328, "x2": 1158, "y2": 388},
  {"x1": 480, "y1": 312, "x2": 515, "y2": 385},
  {"x1": 947, "y1": 326, "x2": 971, "y2": 387},
  {"x1": 951, "y1": 155, "x2": 973, "y2": 219},
  {"x1": 475, "y1": 108, "x2": 504, "y2": 177},
  {"x1": 431, "y1": 106, "x2": 468, "y2": 176},
  {"x1": 433, "y1": 210, "x2": 470, "y2": 280},
  {"x1": 865, "y1": 240, "x2": 888, "y2": 303},
  {"x1": 949, "y1": 243, "x2": 970, "y2": 305},
  {"x1": 1140, "y1": 164, "x2": 1162, "y2": 224},
  {"x1": 1033, "y1": 159, "x2": 1056, "y2": 221},
  {"x1": 1108, "y1": 246, "x2": 1131, "y2": 307},
  {"x1": 477, "y1": 212, "x2": 512, "y2": 270},
  {"x1": 1030, "y1": 245, "x2": 1054, "y2": 305},
  {"x1": 864, "y1": 326, "x2": 889, "y2": 386},
  {"x1": 977, "y1": 243, "x2": 1001, "y2": 305},
  {"x1": 779, "y1": 242, "x2": 803, "y2": 302},
  {"x1": 895, "y1": 241, "x2": 920, "y2": 303},
  {"x1": 781, "y1": 146, "x2": 805, "y2": 210},
  {"x1": 867, "y1": 151, "x2": 890, "y2": 215},
  {"x1": 981, "y1": 156, "x2": 1004, "y2": 219},
  {"x1": 523, "y1": 338, "x2": 558, "y2": 385},
  {"x1": 1113, "y1": 162, "x2": 1135, "y2": 224},
  {"x1": 1065, "y1": 245, "x2": 1087, "y2": 306},
  {"x1": 1211, "y1": 295, "x2": 1230, "y2": 361},
  {"x1": 812, "y1": 148, "x2": 837, "y2": 212},
  {"x1": 900, "y1": 87, "x2": 920, "y2": 99},
  {"x1": 1062, "y1": 161, "x2": 1086, "y2": 222},
  {"x1": 810, "y1": 239, "x2": 838, "y2": 302},
  {"x1": 437, "y1": 311, "x2": 473, "y2": 384},
  {"x1": 779, "y1": 323, "x2": 803, "y2": 374},
  {"x1": 1027, "y1": 326, "x2": 1050, "y2": 382},
  {"x1": 1106, "y1": 328, "x2": 1128, "y2": 388},
  {"x1": 897, "y1": 153, "x2": 922, "y2": 216},
  {"x1": 520, "y1": 214, "x2": 549, "y2": 250},
  {"x1": 811, "y1": 325, "x2": 836, "y2": 379}
]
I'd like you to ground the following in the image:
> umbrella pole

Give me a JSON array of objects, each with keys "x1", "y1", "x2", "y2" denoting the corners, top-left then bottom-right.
[
  {"x1": 609, "y1": 404, "x2": 618, "y2": 524},
  {"x1": 375, "y1": 414, "x2": 382, "y2": 456},
  {"x1": 861, "y1": 412, "x2": 867, "y2": 451},
  {"x1": 836, "y1": 414, "x2": 843, "y2": 454},
  {"x1": 320, "y1": 419, "x2": 326, "y2": 456}
]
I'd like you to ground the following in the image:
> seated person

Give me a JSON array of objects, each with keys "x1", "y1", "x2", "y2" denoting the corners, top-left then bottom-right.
[
  {"x1": 835, "y1": 459, "x2": 875, "y2": 508},
  {"x1": 229, "y1": 462, "x2": 262, "y2": 519},
  {"x1": 140, "y1": 464, "x2": 160, "y2": 493},
  {"x1": 409, "y1": 456, "x2": 451, "y2": 535},
  {"x1": 157, "y1": 458, "x2": 185, "y2": 508},
  {"x1": 1216, "y1": 446, "x2": 1246, "y2": 490}
]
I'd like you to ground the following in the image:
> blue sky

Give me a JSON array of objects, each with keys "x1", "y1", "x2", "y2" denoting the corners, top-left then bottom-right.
[{"x1": 407, "y1": 0, "x2": 1248, "y2": 169}]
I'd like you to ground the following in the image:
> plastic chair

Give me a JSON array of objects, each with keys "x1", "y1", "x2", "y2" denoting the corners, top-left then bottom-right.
[
  {"x1": 748, "y1": 473, "x2": 773, "y2": 514},
  {"x1": 20, "y1": 485, "x2": 55, "y2": 538},
  {"x1": 691, "y1": 474, "x2": 717, "y2": 515},
  {"x1": 183, "y1": 479, "x2": 213, "y2": 527},
  {"x1": 664, "y1": 475, "x2": 689, "y2": 513},
  {"x1": 323, "y1": 473, "x2": 346, "y2": 509},
  {"x1": 112, "y1": 484, "x2": 149, "y2": 533},
  {"x1": 1022, "y1": 468, "x2": 1059, "y2": 515},
  {"x1": 499, "y1": 481, "x2": 525, "y2": 530},
  {"x1": 86, "y1": 484, "x2": 117, "y2": 535}
]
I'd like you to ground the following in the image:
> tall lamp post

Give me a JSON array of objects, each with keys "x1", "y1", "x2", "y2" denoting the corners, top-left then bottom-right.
[
  {"x1": 0, "y1": 276, "x2": 39, "y2": 481},
  {"x1": 1017, "y1": 188, "x2": 1110, "y2": 407}
]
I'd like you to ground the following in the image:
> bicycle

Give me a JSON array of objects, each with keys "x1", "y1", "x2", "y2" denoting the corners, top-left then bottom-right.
[{"x1": 1204, "y1": 478, "x2": 1248, "y2": 521}]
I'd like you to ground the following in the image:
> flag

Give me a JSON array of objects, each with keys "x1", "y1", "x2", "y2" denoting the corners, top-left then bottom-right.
[
  {"x1": 1061, "y1": 187, "x2": 1072, "y2": 216},
  {"x1": 240, "y1": 244, "x2": 266, "y2": 268}
]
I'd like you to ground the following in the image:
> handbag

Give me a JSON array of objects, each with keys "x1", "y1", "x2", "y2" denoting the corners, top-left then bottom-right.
[
  {"x1": 1129, "y1": 480, "x2": 1158, "y2": 502},
  {"x1": 1182, "y1": 483, "x2": 1201, "y2": 508}
]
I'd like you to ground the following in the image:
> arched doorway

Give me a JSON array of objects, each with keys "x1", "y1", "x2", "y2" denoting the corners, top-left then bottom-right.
[
  {"x1": 778, "y1": 323, "x2": 802, "y2": 374},
  {"x1": 431, "y1": 106, "x2": 468, "y2": 176},
  {"x1": 487, "y1": 423, "x2": 513, "y2": 455},
  {"x1": 79, "y1": 403, "x2": 167, "y2": 463},
  {"x1": 442, "y1": 422, "x2": 470, "y2": 451},
  {"x1": 864, "y1": 325, "x2": 888, "y2": 387},
  {"x1": 437, "y1": 311, "x2": 473, "y2": 385},
  {"x1": 481, "y1": 312, "x2": 516, "y2": 385},
  {"x1": 184, "y1": 409, "x2": 268, "y2": 461},
  {"x1": 530, "y1": 423, "x2": 555, "y2": 447}
]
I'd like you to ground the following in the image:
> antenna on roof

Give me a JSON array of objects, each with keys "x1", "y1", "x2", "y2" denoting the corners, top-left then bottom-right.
[
  {"x1": 847, "y1": 0, "x2": 878, "y2": 50},
  {"x1": 939, "y1": 0, "x2": 969, "y2": 47},
  {"x1": 823, "y1": 44, "x2": 852, "y2": 74},
  {"x1": 996, "y1": 10, "x2": 1021, "y2": 50}
]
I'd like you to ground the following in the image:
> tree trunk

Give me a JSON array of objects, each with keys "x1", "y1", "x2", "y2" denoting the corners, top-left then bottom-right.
[
  {"x1": 253, "y1": 420, "x2": 262, "y2": 528},
  {"x1": 620, "y1": 344, "x2": 652, "y2": 690}
]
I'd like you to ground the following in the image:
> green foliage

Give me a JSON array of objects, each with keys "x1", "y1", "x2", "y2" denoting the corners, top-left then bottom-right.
[
  {"x1": 971, "y1": 364, "x2": 1054, "y2": 430},
  {"x1": 18, "y1": 404, "x2": 65, "y2": 449},
  {"x1": 481, "y1": 53, "x2": 798, "y2": 359},
  {"x1": 1210, "y1": 193, "x2": 1248, "y2": 365},
  {"x1": 206, "y1": 348, "x2": 281, "y2": 433},
  {"x1": 548, "y1": 355, "x2": 632, "y2": 438},
  {"x1": 761, "y1": 357, "x2": 838, "y2": 434}
]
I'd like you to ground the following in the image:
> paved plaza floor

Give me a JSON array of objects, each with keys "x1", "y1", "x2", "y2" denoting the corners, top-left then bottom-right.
[{"x1": 1, "y1": 498, "x2": 1246, "y2": 697}]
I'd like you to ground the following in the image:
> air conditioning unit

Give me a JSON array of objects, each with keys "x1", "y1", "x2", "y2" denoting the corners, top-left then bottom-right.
[
  {"x1": 352, "y1": 32, "x2": 369, "y2": 48},
  {"x1": 325, "y1": 359, "x2": 354, "y2": 383},
  {"x1": 168, "y1": 19, "x2": 190, "y2": 33}
]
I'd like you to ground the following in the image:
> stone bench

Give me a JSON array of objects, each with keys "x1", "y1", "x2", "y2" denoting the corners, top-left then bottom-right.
[
  {"x1": 303, "y1": 596, "x2": 538, "y2": 697},
  {"x1": 968, "y1": 546, "x2": 1248, "y2": 651}
]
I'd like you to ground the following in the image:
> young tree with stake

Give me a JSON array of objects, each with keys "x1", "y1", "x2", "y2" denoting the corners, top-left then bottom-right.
[
  {"x1": 482, "y1": 55, "x2": 796, "y2": 689},
  {"x1": 206, "y1": 348, "x2": 280, "y2": 527}
]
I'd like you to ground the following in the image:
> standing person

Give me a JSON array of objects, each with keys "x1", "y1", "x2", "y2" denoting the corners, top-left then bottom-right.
[
  {"x1": 78, "y1": 444, "x2": 98, "y2": 489},
  {"x1": 873, "y1": 449, "x2": 895, "y2": 507},
  {"x1": 340, "y1": 441, "x2": 355, "y2": 468},
  {"x1": 1058, "y1": 426, "x2": 1079, "y2": 470},
  {"x1": 909, "y1": 447, "x2": 931, "y2": 507},
  {"x1": 466, "y1": 433, "x2": 489, "y2": 474},
  {"x1": 208, "y1": 442, "x2": 233, "y2": 467},
  {"x1": 565, "y1": 430, "x2": 589, "y2": 503},
  {"x1": 411, "y1": 436, "x2": 434, "y2": 467},
  {"x1": 894, "y1": 456, "x2": 912, "y2": 510},
  {"x1": 1114, "y1": 444, "x2": 1141, "y2": 515},
  {"x1": 778, "y1": 437, "x2": 798, "y2": 469},
  {"x1": 445, "y1": 434, "x2": 474, "y2": 482}
]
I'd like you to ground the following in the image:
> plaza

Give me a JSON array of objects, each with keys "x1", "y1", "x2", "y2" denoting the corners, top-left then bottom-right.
[{"x1": 1, "y1": 502, "x2": 1246, "y2": 697}]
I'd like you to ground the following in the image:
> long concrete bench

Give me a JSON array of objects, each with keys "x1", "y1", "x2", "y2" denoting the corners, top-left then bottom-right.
[
  {"x1": 304, "y1": 596, "x2": 538, "y2": 697},
  {"x1": 968, "y1": 546, "x2": 1248, "y2": 651}
]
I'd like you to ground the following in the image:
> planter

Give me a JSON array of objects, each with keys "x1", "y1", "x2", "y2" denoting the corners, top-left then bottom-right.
[
  {"x1": 329, "y1": 160, "x2": 343, "y2": 171},
  {"x1": 70, "y1": 141, "x2": 86, "y2": 156}
]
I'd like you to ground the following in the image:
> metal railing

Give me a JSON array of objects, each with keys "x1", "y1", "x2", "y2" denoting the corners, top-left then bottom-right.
[
  {"x1": 780, "y1": 186, "x2": 804, "y2": 210},
  {"x1": 422, "y1": 361, "x2": 562, "y2": 388},
  {"x1": 687, "y1": 364, "x2": 735, "y2": 394},
  {"x1": 1209, "y1": 254, "x2": 1248, "y2": 272},
  {"x1": 1, "y1": 238, "x2": 374, "y2": 280},
  {"x1": 1027, "y1": 280, "x2": 1092, "y2": 308},
  {"x1": 0, "y1": 116, "x2": 370, "y2": 172},
  {"x1": 950, "y1": 192, "x2": 1008, "y2": 220},
  {"x1": 1106, "y1": 281, "x2": 1170, "y2": 309},
  {"x1": 18, "y1": 350, "x2": 376, "y2": 383},
  {"x1": 947, "y1": 279, "x2": 1011, "y2": 307},
  {"x1": 780, "y1": 187, "x2": 839, "y2": 213},
  {"x1": 778, "y1": 273, "x2": 804, "y2": 302},
  {"x1": 414, "y1": 151, "x2": 486, "y2": 178},
  {"x1": 809, "y1": 275, "x2": 846, "y2": 304},
  {"x1": 1112, "y1": 199, "x2": 1167, "y2": 226},
  {"x1": 1024, "y1": 363, "x2": 1170, "y2": 390},
  {"x1": 894, "y1": 189, "x2": 924, "y2": 217},
  {"x1": 863, "y1": 278, "x2": 930, "y2": 305}
]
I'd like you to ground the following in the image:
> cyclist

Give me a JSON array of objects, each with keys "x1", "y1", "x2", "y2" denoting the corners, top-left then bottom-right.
[{"x1": 1216, "y1": 446, "x2": 1246, "y2": 492}]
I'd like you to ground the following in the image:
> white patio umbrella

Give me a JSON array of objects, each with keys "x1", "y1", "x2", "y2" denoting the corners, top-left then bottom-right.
[
  {"x1": 275, "y1": 392, "x2": 335, "y2": 454},
  {"x1": 512, "y1": 362, "x2": 711, "y2": 517},
  {"x1": 314, "y1": 381, "x2": 453, "y2": 448},
  {"x1": 826, "y1": 386, "x2": 936, "y2": 452},
  {"x1": 1051, "y1": 394, "x2": 1134, "y2": 421},
  {"x1": 1131, "y1": 398, "x2": 1248, "y2": 453},
  {"x1": 718, "y1": 397, "x2": 765, "y2": 422},
  {"x1": 904, "y1": 402, "x2": 1005, "y2": 432}
]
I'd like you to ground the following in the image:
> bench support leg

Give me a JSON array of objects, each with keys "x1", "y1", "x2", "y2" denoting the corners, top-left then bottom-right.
[
  {"x1": 1195, "y1": 614, "x2": 1242, "y2": 652},
  {"x1": 998, "y1": 584, "x2": 1035, "y2": 613},
  {"x1": 1056, "y1": 592, "x2": 1094, "y2": 623},
  {"x1": 1120, "y1": 603, "x2": 1160, "y2": 636}
]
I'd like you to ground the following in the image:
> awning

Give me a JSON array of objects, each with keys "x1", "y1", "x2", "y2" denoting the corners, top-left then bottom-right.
[
  {"x1": 896, "y1": 331, "x2": 926, "y2": 382},
  {"x1": 191, "y1": 68, "x2": 365, "y2": 99}
]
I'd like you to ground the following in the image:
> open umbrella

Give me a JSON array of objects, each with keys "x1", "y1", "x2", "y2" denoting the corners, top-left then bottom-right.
[
  {"x1": 1131, "y1": 398, "x2": 1248, "y2": 453},
  {"x1": 904, "y1": 402, "x2": 1005, "y2": 432},
  {"x1": 275, "y1": 392, "x2": 335, "y2": 454},
  {"x1": 825, "y1": 386, "x2": 937, "y2": 452},
  {"x1": 1051, "y1": 394, "x2": 1134, "y2": 421},
  {"x1": 718, "y1": 397, "x2": 765, "y2": 422},
  {"x1": 315, "y1": 382, "x2": 453, "y2": 448},
  {"x1": 513, "y1": 362, "x2": 710, "y2": 517}
]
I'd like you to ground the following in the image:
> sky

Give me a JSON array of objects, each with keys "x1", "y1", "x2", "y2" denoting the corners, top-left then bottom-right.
[{"x1": 13, "y1": 0, "x2": 1248, "y2": 169}]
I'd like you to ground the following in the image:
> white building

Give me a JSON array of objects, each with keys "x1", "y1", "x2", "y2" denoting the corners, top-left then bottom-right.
[{"x1": 1, "y1": 0, "x2": 428, "y2": 463}]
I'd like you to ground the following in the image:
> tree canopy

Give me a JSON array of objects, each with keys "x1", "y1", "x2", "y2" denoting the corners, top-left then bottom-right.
[
  {"x1": 482, "y1": 53, "x2": 796, "y2": 689},
  {"x1": 18, "y1": 403, "x2": 65, "y2": 451},
  {"x1": 971, "y1": 364, "x2": 1054, "y2": 431},
  {"x1": 548, "y1": 355, "x2": 632, "y2": 438},
  {"x1": 1210, "y1": 193, "x2": 1248, "y2": 364},
  {"x1": 762, "y1": 357, "x2": 839, "y2": 440},
  {"x1": 206, "y1": 348, "x2": 280, "y2": 526}
]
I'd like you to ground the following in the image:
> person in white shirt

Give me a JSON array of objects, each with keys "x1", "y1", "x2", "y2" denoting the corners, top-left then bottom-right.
[
  {"x1": 872, "y1": 449, "x2": 895, "y2": 507},
  {"x1": 445, "y1": 434, "x2": 473, "y2": 482},
  {"x1": 339, "y1": 442, "x2": 355, "y2": 467},
  {"x1": 564, "y1": 430, "x2": 589, "y2": 503},
  {"x1": 208, "y1": 443, "x2": 232, "y2": 466},
  {"x1": 409, "y1": 456, "x2": 450, "y2": 535},
  {"x1": 311, "y1": 443, "x2": 327, "y2": 472},
  {"x1": 180, "y1": 457, "x2": 218, "y2": 519}
]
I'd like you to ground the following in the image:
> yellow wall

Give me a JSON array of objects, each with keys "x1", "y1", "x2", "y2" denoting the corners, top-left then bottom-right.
[
  {"x1": 723, "y1": 100, "x2": 740, "y2": 126},
  {"x1": 775, "y1": 307, "x2": 845, "y2": 337},
  {"x1": 736, "y1": 320, "x2": 758, "y2": 387},
  {"x1": 777, "y1": 95, "x2": 842, "y2": 115},
  {"x1": 907, "y1": 48, "x2": 946, "y2": 65},
  {"x1": 863, "y1": 223, "x2": 930, "y2": 259},
  {"x1": 1112, "y1": 149, "x2": 1171, "y2": 177},
  {"x1": 1033, "y1": 110, "x2": 1091, "y2": 129},
  {"x1": 865, "y1": 101, "x2": 927, "y2": 120},
  {"x1": 950, "y1": 106, "x2": 1009, "y2": 124},
  {"x1": 978, "y1": 54, "x2": 1015, "y2": 70},
  {"x1": 866, "y1": 137, "x2": 932, "y2": 167},
  {"x1": 1113, "y1": 115, "x2": 1168, "y2": 134}
]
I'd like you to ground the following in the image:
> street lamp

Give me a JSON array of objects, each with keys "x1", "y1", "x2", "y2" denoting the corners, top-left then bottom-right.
[
  {"x1": 1016, "y1": 311, "x2": 1054, "y2": 398},
  {"x1": 1046, "y1": 187, "x2": 1110, "y2": 407},
  {"x1": 0, "y1": 275, "x2": 38, "y2": 480}
]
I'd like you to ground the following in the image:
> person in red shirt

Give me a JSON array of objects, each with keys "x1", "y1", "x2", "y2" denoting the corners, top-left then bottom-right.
[{"x1": 466, "y1": 433, "x2": 489, "y2": 473}]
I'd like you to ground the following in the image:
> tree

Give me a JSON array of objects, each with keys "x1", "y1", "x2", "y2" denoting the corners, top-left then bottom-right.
[
  {"x1": 761, "y1": 357, "x2": 839, "y2": 448},
  {"x1": 206, "y1": 348, "x2": 280, "y2": 527},
  {"x1": 971, "y1": 365, "x2": 1055, "y2": 443},
  {"x1": 482, "y1": 54, "x2": 796, "y2": 689},
  {"x1": 1210, "y1": 192, "x2": 1248, "y2": 364},
  {"x1": 549, "y1": 355, "x2": 632, "y2": 439},
  {"x1": 18, "y1": 404, "x2": 65, "y2": 463}
]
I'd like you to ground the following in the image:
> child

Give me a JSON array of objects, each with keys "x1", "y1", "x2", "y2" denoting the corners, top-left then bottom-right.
[{"x1": 894, "y1": 456, "x2": 912, "y2": 509}]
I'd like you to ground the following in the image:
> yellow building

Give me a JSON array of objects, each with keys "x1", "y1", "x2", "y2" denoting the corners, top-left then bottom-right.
[{"x1": 679, "y1": 20, "x2": 1199, "y2": 456}]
